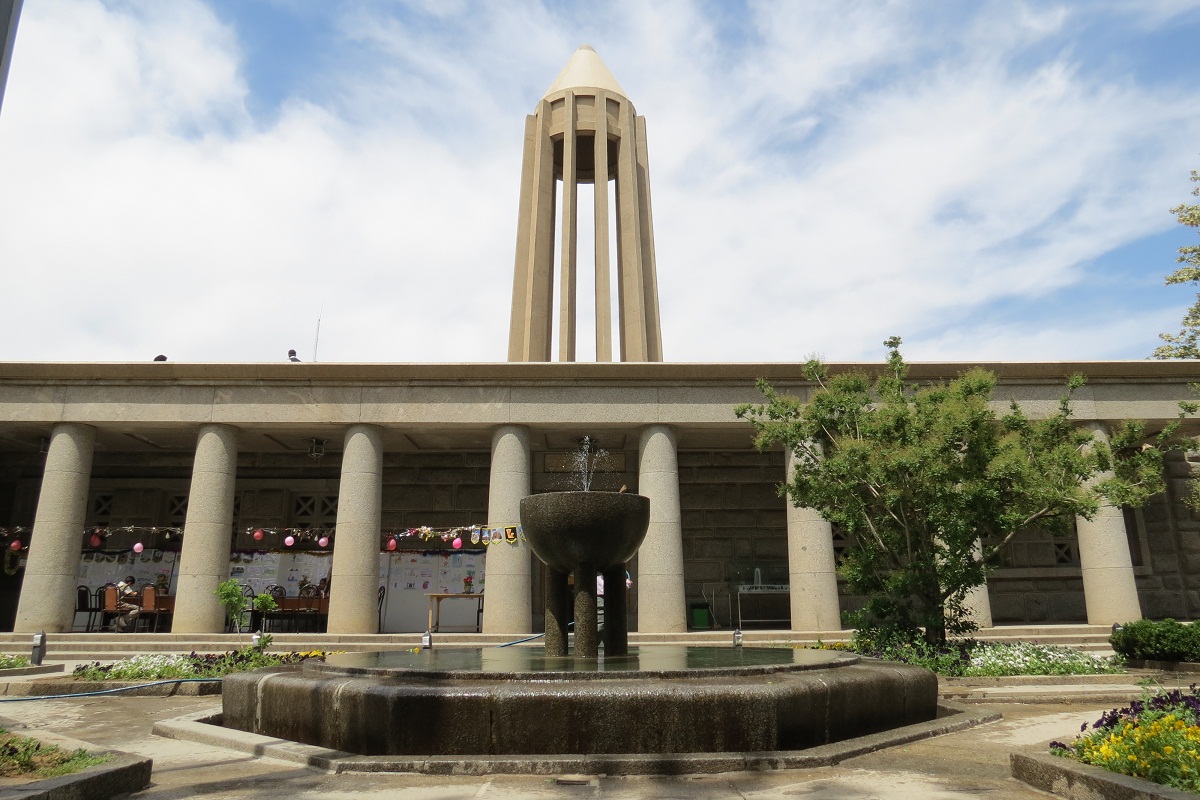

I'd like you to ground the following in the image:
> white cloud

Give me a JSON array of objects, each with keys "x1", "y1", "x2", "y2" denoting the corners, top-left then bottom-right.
[{"x1": 0, "y1": 1, "x2": 1197, "y2": 364}]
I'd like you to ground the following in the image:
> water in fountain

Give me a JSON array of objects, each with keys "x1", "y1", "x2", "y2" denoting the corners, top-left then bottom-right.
[{"x1": 558, "y1": 435, "x2": 621, "y2": 492}]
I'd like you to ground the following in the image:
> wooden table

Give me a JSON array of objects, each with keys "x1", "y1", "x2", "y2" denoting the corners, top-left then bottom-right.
[{"x1": 426, "y1": 593, "x2": 484, "y2": 632}]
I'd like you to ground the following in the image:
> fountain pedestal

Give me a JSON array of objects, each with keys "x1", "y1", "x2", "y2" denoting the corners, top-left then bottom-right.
[{"x1": 519, "y1": 491, "x2": 649, "y2": 657}]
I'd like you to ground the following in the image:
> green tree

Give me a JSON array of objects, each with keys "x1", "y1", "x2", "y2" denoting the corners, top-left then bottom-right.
[
  {"x1": 737, "y1": 337, "x2": 1181, "y2": 646},
  {"x1": 1155, "y1": 169, "x2": 1200, "y2": 359}
]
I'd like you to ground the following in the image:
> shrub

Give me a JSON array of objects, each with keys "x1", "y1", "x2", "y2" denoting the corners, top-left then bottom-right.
[
  {"x1": 0, "y1": 728, "x2": 109, "y2": 778},
  {"x1": 71, "y1": 647, "x2": 337, "y2": 681},
  {"x1": 0, "y1": 655, "x2": 31, "y2": 670},
  {"x1": 1110, "y1": 619, "x2": 1200, "y2": 662},
  {"x1": 828, "y1": 629, "x2": 1121, "y2": 676}
]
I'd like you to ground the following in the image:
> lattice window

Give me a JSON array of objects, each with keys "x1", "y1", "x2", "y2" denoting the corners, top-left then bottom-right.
[
  {"x1": 986, "y1": 526, "x2": 1081, "y2": 570},
  {"x1": 166, "y1": 494, "x2": 188, "y2": 522},
  {"x1": 91, "y1": 494, "x2": 114, "y2": 522},
  {"x1": 320, "y1": 495, "x2": 338, "y2": 518},
  {"x1": 290, "y1": 492, "x2": 338, "y2": 526},
  {"x1": 293, "y1": 495, "x2": 318, "y2": 519},
  {"x1": 831, "y1": 526, "x2": 855, "y2": 565}
]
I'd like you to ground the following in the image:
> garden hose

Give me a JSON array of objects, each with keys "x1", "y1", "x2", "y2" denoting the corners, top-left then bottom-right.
[
  {"x1": 496, "y1": 620, "x2": 572, "y2": 647},
  {"x1": 0, "y1": 678, "x2": 216, "y2": 702}
]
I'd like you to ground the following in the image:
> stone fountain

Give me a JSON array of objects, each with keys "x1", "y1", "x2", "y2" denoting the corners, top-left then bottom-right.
[
  {"x1": 221, "y1": 466, "x2": 938, "y2": 766},
  {"x1": 519, "y1": 490, "x2": 647, "y2": 658}
]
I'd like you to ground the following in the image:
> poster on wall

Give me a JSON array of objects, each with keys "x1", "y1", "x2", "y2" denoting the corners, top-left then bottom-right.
[
  {"x1": 379, "y1": 550, "x2": 486, "y2": 633},
  {"x1": 76, "y1": 550, "x2": 178, "y2": 595}
]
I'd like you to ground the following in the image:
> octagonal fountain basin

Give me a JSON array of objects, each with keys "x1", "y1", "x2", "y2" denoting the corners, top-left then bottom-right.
[{"x1": 222, "y1": 646, "x2": 937, "y2": 757}]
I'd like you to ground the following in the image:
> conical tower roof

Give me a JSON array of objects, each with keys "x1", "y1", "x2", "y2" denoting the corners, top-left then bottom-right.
[{"x1": 543, "y1": 45, "x2": 627, "y2": 99}]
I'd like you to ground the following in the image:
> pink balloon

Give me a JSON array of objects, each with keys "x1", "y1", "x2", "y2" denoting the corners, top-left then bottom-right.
[
  {"x1": 132, "y1": 542, "x2": 144, "y2": 553},
  {"x1": 452, "y1": 537, "x2": 463, "y2": 550},
  {"x1": 386, "y1": 538, "x2": 397, "y2": 551},
  {"x1": 9, "y1": 540, "x2": 20, "y2": 551},
  {"x1": 317, "y1": 536, "x2": 329, "y2": 548},
  {"x1": 89, "y1": 534, "x2": 103, "y2": 548},
  {"x1": 253, "y1": 529, "x2": 264, "y2": 541},
  {"x1": 284, "y1": 535, "x2": 295, "y2": 547}
]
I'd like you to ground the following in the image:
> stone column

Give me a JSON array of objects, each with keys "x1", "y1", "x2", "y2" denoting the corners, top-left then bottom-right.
[
  {"x1": 558, "y1": 90, "x2": 578, "y2": 361},
  {"x1": 1076, "y1": 423, "x2": 1142, "y2": 625},
  {"x1": 173, "y1": 424, "x2": 239, "y2": 633},
  {"x1": 784, "y1": 450, "x2": 841, "y2": 632},
  {"x1": 14, "y1": 423, "x2": 95, "y2": 633},
  {"x1": 637, "y1": 424, "x2": 686, "y2": 632},
  {"x1": 482, "y1": 425, "x2": 532, "y2": 633},
  {"x1": 962, "y1": 539, "x2": 993, "y2": 629},
  {"x1": 327, "y1": 424, "x2": 384, "y2": 634},
  {"x1": 593, "y1": 89, "x2": 612, "y2": 362}
]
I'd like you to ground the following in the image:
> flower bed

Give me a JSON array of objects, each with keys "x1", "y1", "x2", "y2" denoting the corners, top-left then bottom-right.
[
  {"x1": 0, "y1": 654, "x2": 31, "y2": 670},
  {"x1": 0, "y1": 727, "x2": 109, "y2": 779},
  {"x1": 813, "y1": 638, "x2": 1121, "y2": 676},
  {"x1": 72, "y1": 647, "x2": 335, "y2": 681},
  {"x1": 1052, "y1": 685, "x2": 1200, "y2": 793}
]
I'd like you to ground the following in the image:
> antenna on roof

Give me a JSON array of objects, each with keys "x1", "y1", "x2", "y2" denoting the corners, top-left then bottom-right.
[{"x1": 312, "y1": 305, "x2": 323, "y2": 363}]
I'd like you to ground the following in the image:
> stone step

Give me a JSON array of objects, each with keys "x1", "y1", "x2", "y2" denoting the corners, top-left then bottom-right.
[{"x1": 0, "y1": 624, "x2": 1118, "y2": 662}]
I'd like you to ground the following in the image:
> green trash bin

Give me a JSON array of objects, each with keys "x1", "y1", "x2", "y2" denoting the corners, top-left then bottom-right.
[{"x1": 689, "y1": 602, "x2": 711, "y2": 630}]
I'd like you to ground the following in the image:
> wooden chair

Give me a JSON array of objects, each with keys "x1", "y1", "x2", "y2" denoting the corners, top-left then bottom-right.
[
  {"x1": 100, "y1": 584, "x2": 119, "y2": 632},
  {"x1": 138, "y1": 585, "x2": 161, "y2": 632}
]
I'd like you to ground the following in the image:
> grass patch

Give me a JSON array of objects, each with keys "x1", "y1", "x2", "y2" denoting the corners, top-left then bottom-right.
[
  {"x1": 0, "y1": 655, "x2": 31, "y2": 670},
  {"x1": 0, "y1": 728, "x2": 109, "y2": 779},
  {"x1": 811, "y1": 633, "x2": 1121, "y2": 676},
  {"x1": 71, "y1": 646, "x2": 338, "y2": 681},
  {"x1": 1052, "y1": 685, "x2": 1200, "y2": 793}
]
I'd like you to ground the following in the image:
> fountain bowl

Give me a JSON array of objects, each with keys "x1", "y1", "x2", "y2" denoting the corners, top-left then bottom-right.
[{"x1": 519, "y1": 491, "x2": 649, "y2": 572}]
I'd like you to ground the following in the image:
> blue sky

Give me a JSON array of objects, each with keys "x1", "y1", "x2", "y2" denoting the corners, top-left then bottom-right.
[{"x1": 1, "y1": 0, "x2": 1198, "y2": 363}]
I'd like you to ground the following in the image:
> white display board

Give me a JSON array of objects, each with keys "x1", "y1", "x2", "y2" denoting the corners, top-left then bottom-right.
[{"x1": 380, "y1": 550, "x2": 485, "y2": 633}]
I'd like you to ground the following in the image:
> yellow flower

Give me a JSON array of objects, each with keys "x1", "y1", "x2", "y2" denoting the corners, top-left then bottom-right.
[{"x1": 1165, "y1": 746, "x2": 1175, "y2": 755}]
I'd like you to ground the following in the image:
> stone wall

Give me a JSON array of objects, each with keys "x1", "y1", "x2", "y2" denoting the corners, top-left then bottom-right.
[{"x1": 677, "y1": 450, "x2": 788, "y2": 627}]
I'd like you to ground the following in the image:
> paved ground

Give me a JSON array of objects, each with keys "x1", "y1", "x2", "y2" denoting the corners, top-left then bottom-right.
[{"x1": 0, "y1": 666, "x2": 1186, "y2": 799}]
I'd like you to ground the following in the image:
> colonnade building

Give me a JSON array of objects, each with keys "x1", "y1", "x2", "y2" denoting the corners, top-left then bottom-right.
[{"x1": 1, "y1": 47, "x2": 1198, "y2": 636}]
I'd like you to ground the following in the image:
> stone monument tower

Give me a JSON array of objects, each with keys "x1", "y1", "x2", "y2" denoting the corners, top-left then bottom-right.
[{"x1": 507, "y1": 45, "x2": 663, "y2": 363}]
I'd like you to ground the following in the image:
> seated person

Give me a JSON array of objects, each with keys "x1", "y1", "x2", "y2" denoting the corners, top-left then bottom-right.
[{"x1": 114, "y1": 575, "x2": 141, "y2": 633}]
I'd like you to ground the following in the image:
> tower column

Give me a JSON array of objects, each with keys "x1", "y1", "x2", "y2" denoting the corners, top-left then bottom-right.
[
  {"x1": 594, "y1": 89, "x2": 612, "y2": 362},
  {"x1": 15, "y1": 422, "x2": 95, "y2": 633},
  {"x1": 615, "y1": 101, "x2": 649, "y2": 361},
  {"x1": 784, "y1": 450, "x2": 841, "y2": 632},
  {"x1": 327, "y1": 424, "x2": 384, "y2": 634},
  {"x1": 173, "y1": 424, "x2": 239, "y2": 633},
  {"x1": 637, "y1": 424, "x2": 686, "y2": 632},
  {"x1": 482, "y1": 425, "x2": 533, "y2": 634},
  {"x1": 558, "y1": 91, "x2": 578, "y2": 361},
  {"x1": 1076, "y1": 423, "x2": 1142, "y2": 625}
]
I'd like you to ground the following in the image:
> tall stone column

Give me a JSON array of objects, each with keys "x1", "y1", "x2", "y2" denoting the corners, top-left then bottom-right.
[
  {"x1": 1076, "y1": 423, "x2": 1142, "y2": 625},
  {"x1": 637, "y1": 424, "x2": 686, "y2": 632},
  {"x1": 962, "y1": 539, "x2": 993, "y2": 629},
  {"x1": 482, "y1": 425, "x2": 532, "y2": 633},
  {"x1": 14, "y1": 423, "x2": 95, "y2": 633},
  {"x1": 173, "y1": 424, "x2": 239, "y2": 633},
  {"x1": 784, "y1": 450, "x2": 841, "y2": 631},
  {"x1": 327, "y1": 424, "x2": 384, "y2": 634}
]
